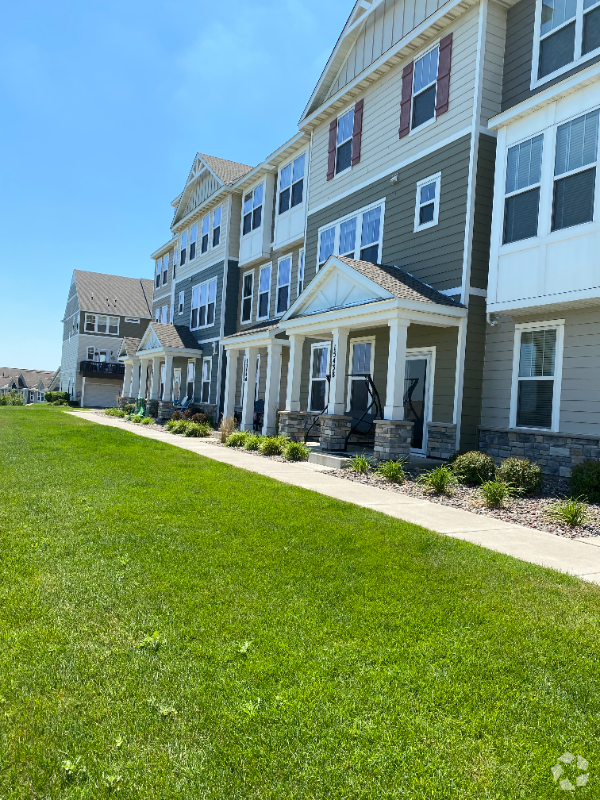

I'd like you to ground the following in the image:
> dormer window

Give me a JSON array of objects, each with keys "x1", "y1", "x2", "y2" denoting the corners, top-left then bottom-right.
[
  {"x1": 213, "y1": 206, "x2": 221, "y2": 246},
  {"x1": 412, "y1": 47, "x2": 439, "y2": 129},
  {"x1": 278, "y1": 154, "x2": 305, "y2": 214},
  {"x1": 190, "y1": 224, "x2": 197, "y2": 260},
  {"x1": 180, "y1": 231, "x2": 187, "y2": 266},
  {"x1": 243, "y1": 184, "x2": 263, "y2": 235},
  {"x1": 201, "y1": 215, "x2": 209, "y2": 253},
  {"x1": 336, "y1": 109, "x2": 354, "y2": 174}
]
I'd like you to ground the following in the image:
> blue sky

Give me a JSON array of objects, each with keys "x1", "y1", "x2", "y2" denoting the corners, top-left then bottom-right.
[{"x1": 0, "y1": 0, "x2": 351, "y2": 370}]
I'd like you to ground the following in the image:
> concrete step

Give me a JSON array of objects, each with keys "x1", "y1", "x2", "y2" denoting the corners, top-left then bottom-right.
[{"x1": 308, "y1": 451, "x2": 352, "y2": 469}]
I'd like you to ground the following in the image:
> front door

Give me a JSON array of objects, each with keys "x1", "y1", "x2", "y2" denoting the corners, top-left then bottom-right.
[
  {"x1": 404, "y1": 350, "x2": 434, "y2": 452},
  {"x1": 309, "y1": 343, "x2": 330, "y2": 412},
  {"x1": 347, "y1": 338, "x2": 375, "y2": 416}
]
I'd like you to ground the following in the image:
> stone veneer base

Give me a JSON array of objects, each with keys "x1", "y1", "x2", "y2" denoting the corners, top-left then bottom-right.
[
  {"x1": 278, "y1": 411, "x2": 311, "y2": 442},
  {"x1": 146, "y1": 399, "x2": 159, "y2": 418},
  {"x1": 118, "y1": 396, "x2": 135, "y2": 410},
  {"x1": 319, "y1": 415, "x2": 352, "y2": 452},
  {"x1": 157, "y1": 400, "x2": 175, "y2": 422},
  {"x1": 373, "y1": 419, "x2": 414, "y2": 461},
  {"x1": 427, "y1": 422, "x2": 457, "y2": 460}
]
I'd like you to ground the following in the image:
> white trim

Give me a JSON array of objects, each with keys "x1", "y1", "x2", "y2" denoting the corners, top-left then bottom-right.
[
  {"x1": 241, "y1": 181, "x2": 264, "y2": 238},
  {"x1": 276, "y1": 254, "x2": 293, "y2": 316},
  {"x1": 124, "y1": 317, "x2": 140, "y2": 324},
  {"x1": 201, "y1": 356, "x2": 213, "y2": 404},
  {"x1": 84, "y1": 313, "x2": 120, "y2": 336},
  {"x1": 334, "y1": 107, "x2": 355, "y2": 178},
  {"x1": 317, "y1": 198, "x2": 386, "y2": 270},
  {"x1": 256, "y1": 263, "x2": 272, "y2": 321},
  {"x1": 509, "y1": 319, "x2": 565, "y2": 432},
  {"x1": 308, "y1": 341, "x2": 331, "y2": 412},
  {"x1": 178, "y1": 291, "x2": 185, "y2": 314},
  {"x1": 346, "y1": 335, "x2": 376, "y2": 412},
  {"x1": 411, "y1": 44, "x2": 440, "y2": 133},
  {"x1": 297, "y1": 248, "x2": 305, "y2": 297},
  {"x1": 240, "y1": 270, "x2": 255, "y2": 324},
  {"x1": 276, "y1": 151, "x2": 307, "y2": 217},
  {"x1": 405, "y1": 346, "x2": 436, "y2": 454},
  {"x1": 190, "y1": 277, "x2": 217, "y2": 331},
  {"x1": 414, "y1": 172, "x2": 441, "y2": 231}
]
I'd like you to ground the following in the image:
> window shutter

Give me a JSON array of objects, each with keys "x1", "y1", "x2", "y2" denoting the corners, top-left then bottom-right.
[
  {"x1": 435, "y1": 33, "x2": 453, "y2": 117},
  {"x1": 351, "y1": 99, "x2": 364, "y2": 166},
  {"x1": 398, "y1": 62, "x2": 414, "y2": 139},
  {"x1": 327, "y1": 118, "x2": 337, "y2": 181}
]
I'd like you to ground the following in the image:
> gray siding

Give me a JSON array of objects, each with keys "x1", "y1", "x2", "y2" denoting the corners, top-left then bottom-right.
[
  {"x1": 460, "y1": 295, "x2": 487, "y2": 450},
  {"x1": 174, "y1": 260, "x2": 225, "y2": 345},
  {"x1": 305, "y1": 135, "x2": 471, "y2": 294},
  {"x1": 223, "y1": 259, "x2": 241, "y2": 337},
  {"x1": 470, "y1": 134, "x2": 497, "y2": 291},
  {"x1": 77, "y1": 312, "x2": 148, "y2": 343},
  {"x1": 407, "y1": 325, "x2": 458, "y2": 424}
]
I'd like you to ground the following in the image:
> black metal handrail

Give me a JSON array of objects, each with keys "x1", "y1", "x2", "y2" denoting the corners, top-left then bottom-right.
[
  {"x1": 79, "y1": 360, "x2": 125, "y2": 375},
  {"x1": 344, "y1": 373, "x2": 383, "y2": 448},
  {"x1": 304, "y1": 375, "x2": 330, "y2": 442}
]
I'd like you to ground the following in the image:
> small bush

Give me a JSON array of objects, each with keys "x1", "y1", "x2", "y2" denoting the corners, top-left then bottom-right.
[
  {"x1": 182, "y1": 422, "x2": 212, "y2": 438},
  {"x1": 497, "y1": 458, "x2": 543, "y2": 495},
  {"x1": 130, "y1": 415, "x2": 143, "y2": 424},
  {"x1": 0, "y1": 390, "x2": 25, "y2": 406},
  {"x1": 479, "y1": 480, "x2": 515, "y2": 508},
  {"x1": 45, "y1": 391, "x2": 70, "y2": 404},
  {"x1": 452, "y1": 451, "x2": 496, "y2": 485},
  {"x1": 417, "y1": 465, "x2": 457, "y2": 495},
  {"x1": 346, "y1": 453, "x2": 373, "y2": 474},
  {"x1": 570, "y1": 460, "x2": 600, "y2": 504},
  {"x1": 283, "y1": 441, "x2": 310, "y2": 462},
  {"x1": 104, "y1": 407, "x2": 126, "y2": 418},
  {"x1": 376, "y1": 459, "x2": 406, "y2": 483},
  {"x1": 166, "y1": 418, "x2": 184, "y2": 433},
  {"x1": 259, "y1": 436, "x2": 287, "y2": 456},
  {"x1": 191, "y1": 412, "x2": 208, "y2": 424},
  {"x1": 225, "y1": 431, "x2": 249, "y2": 448},
  {"x1": 124, "y1": 404, "x2": 135, "y2": 414},
  {"x1": 171, "y1": 410, "x2": 183, "y2": 421},
  {"x1": 244, "y1": 434, "x2": 262, "y2": 451},
  {"x1": 219, "y1": 415, "x2": 236, "y2": 443},
  {"x1": 546, "y1": 497, "x2": 590, "y2": 527},
  {"x1": 140, "y1": 417, "x2": 154, "y2": 426}
]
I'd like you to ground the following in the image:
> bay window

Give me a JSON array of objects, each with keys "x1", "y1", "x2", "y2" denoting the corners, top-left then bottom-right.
[
  {"x1": 412, "y1": 47, "x2": 439, "y2": 129},
  {"x1": 243, "y1": 184, "x2": 263, "y2": 235},
  {"x1": 190, "y1": 278, "x2": 217, "y2": 329},
  {"x1": 552, "y1": 110, "x2": 598, "y2": 230},
  {"x1": 278, "y1": 153, "x2": 305, "y2": 213},
  {"x1": 511, "y1": 321, "x2": 564, "y2": 430},
  {"x1": 241, "y1": 272, "x2": 254, "y2": 323},
  {"x1": 257, "y1": 264, "x2": 271, "y2": 319},
  {"x1": 276, "y1": 256, "x2": 291, "y2": 314},
  {"x1": 213, "y1": 206, "x2": 221, "y2": 247},
  {"x1": 503, "y1": 136, "x2": 543, "y2": 243},
  {"x1": 190, "y1": 224, "x2": 197, "y2": 260}
]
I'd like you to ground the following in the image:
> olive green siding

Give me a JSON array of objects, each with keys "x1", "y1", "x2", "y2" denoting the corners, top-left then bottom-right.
[
  {"x1": 470, "y1": 134, "x2": 497, "y2": 291},
  {"x1": 460, "y1": 295, "x2": 487, "y2": 450}
]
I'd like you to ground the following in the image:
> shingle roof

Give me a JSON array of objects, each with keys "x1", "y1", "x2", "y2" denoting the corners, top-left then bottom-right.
[
  {"x1": 20, "y1": 370, "x2": 58, "y2": 388},
  {"x1": 121, "y1": 337, "x2": 142, "y2": 357},
  {"x1": 150, "y1": 323, "x2": 204, "y2": 351},
  {"x1": 198, "y1": 153, "x2": 253, "y2": 186},
  {"x1": 224, "y1": 320, "x2": 282, "y2": 339},
  {"x1": 0, "y1": 367, "x2": 22, "y2": 382},
  {"x1": 73, "y1": 271, "x2": 153, "y2": 318},
  {"x1": 337, "y1": 257, "x2": 465, "y2": 308}
]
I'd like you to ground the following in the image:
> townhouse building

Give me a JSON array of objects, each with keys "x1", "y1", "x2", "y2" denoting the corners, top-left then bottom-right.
[{"x1": 0, "y1": 368, "x2": 59, "y2": 403}]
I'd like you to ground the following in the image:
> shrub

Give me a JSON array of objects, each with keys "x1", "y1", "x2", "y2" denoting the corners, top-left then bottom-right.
[
  {"x1": 259, "y1": 436, "x2": 287, "y2": 456},
  {"x1": 0, "y1": 390, "x2": 25, "y2": 406},
  {"x1": 45, "y1": 391, "x2": 70, "y2": 404},
  {"x1": 479, "y1": 480, "x2": 515, "y2": 508},
  {"x1": 104, "y1": 407, "x2": 126, "y2": 418},
  {"x1": 183, "y1": 422, "x2": 212, "y2": 438},
  {"x1": 546, "y1": 497, "x2": 590, "y2": 527},
  {"x1": 346, "y1": 453, "x2": 373, "y2": 474},
  {"x1": 497, "y1": 458, "x2": 543, "y2": 495},
  {"x1": 191, "y1": 412, "x2": 208, "y2": 424},
  {"x1": 124, "y1": 404, "x2": 135, "y2": 414},
  {"x1": 417, "y1": 465, "x2": 457, "y2": 495},
  {"x1": 130, "y1": 414, "x2": 143, "y2": 424},
  {"x1": 219, "y1": 415, "x2": 236, "y2": 443},
  {"x1": 452, "y1": 451, "x2": 496, "y2": 485},
  {"x1": 171, "y1": 410, "x2": 183, "y2": 421},
  {"x1": 166, "y1": 419, "x2": 188, "y2": 434},
  {"x1": 225, "y1": 431, "x2": 249, "y2": 448},
  {"x1": 376, "y1": 459, "x2": 406, "y2": 483},
  {"x1": 283, "y1": 441, "x2": 310, "y2": 462},
  {"x1": 140, "y1": 417, "x2": 154, "y2": 426},
  {"x1": 570, "y1": 460, "x2": 600, "y2": 504},
  {"x1": 448, "y1": 449, "x2": 469, "y2": 464},
  {"x1": 244, "y1": 434, "x2": 262, "y2": 451}
]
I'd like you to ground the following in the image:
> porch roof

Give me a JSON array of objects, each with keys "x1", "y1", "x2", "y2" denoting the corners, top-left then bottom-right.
[
  {"x1": 130, "y1": 322, "x2": 205, "y2": 360},
  {"x1": 120, "y1": 337, "x2": 142, "y2": 358},
  {"x1": 222, "y1": 319, "x2": 288, "y2": 349},
  {"x1": 148, "y1": 323, "x2": 202, "y2": 351}
]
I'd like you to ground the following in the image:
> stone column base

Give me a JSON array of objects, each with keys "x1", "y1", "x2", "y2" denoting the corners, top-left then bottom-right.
[
  {"x1": 278, "y1": 411, "x2": 310, "y2": 442},
  {"x1": 319, "y1": 414, "x2": 352, "y2": 452},
  {"x1": 118, "y1": 396, "x2": 134, "y2": 409},
  {"x1": 374, "y1": 419, "x2": 413, "y2": 461},
  {"x1": 427, "y1": 422, "x2": 457, "y2": 460},
  {"x1": 146, "y1": 399, "x2": 159, "y2": 418},
  {"x1": 157, "y1": 400, "x2": 175, "y2": 421}
]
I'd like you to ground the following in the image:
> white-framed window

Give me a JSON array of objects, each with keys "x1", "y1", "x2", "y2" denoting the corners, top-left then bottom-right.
[
  {"x1": 186, "y1": 361, "x2": 195, "y2": 400},
  {"x1": 243, "y1": 183, "x2": 263, "y2": 235},
  {"x1": 412, "y1": 46, "x2": 439, "y2": 129},
  {"x1": 276, "y1": 256, "x2": 291, "y2": 315},
  {"x1": 254, "y1": 354, "x2": 261, "y2": 402},
  {"x1": 278, "y1": 153, "x2": 306, "y2": 214},
  {"x1": 87, "y1": 346, "x2": 95, "y2": 360},
  {"x1": 552, "y1": 109, "x2": 598, "y2": 231},
  {"x1": 414, "y1": 173, "x2": 441, "y2": 231},
  {"x1": 201, "y1": 215, "x2": 209, "y2": 254},
  {"x1": 162, "y1": 254, "x2": 169, "y2": 285},
  {"x1": 297, "y1": 248, "x2": 305, "y2": 296},
  {"x1": 190, "y1": 278, "x2": 217, "y2": 330},
  {"x1": 155, "y1": 308, "x2": 160, "y2": 322},
  {"x1": 180, "y1": 230, "x2": 188, "y2": 266},
  {"x1": 201, "y1": 358, "x2": 212, "y2": 403},
  {"x1": 178, "y1": 291, "x2": 185, "y2": 314},
  {"x1": 213, "y1": 206, "x2": 222, "y2": 247},
  {"x1": 161, "y1": 305, "x2": 168, "y2": 324},
  {"x1": 155, "y1": 260, "x2": 161, "y2": 289},
  {"x1": 241, "y1": 271, "x2": 254, "y2": 323},
  {"x1": 309, "y1": 342, "x2": 330, "y2": 412},
  {"x1": 257, "y1": 264, "x2": 271, "y2": 320},
  {"x1": 317, "y1": 201, "x2": 385, "y2": 269},
  {"x1": 190, "y1": 224, "x2": 197, "y2": 261},
  {"x1": 124, "y1": 317, "x2": 140, "y2": 324},
  {"x1": 533, "y1": 0, "x2": 600, "y2": 84},
  {"x1": 336, "y1": 109, "x2": 354, "y2": 175},
  {"x1": 347, "y1": 337, "x2": 376, "y2": 412},
  {"x1": 503, "y1": 136, "x2": 544, "y2": 243},
  {"x1": 510, "y1": 320, "x2": 565, "y2": 431},
  {"x1": 173, "y1": 244, "x2": 177, "y2": 277},
  {"x1": 84, "y1": 314, "x2": 119, "y2": 335}
]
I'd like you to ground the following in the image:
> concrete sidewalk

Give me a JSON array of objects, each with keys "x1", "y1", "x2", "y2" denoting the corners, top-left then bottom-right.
[{"x1": 71, "y1": 411, "x2": 600, "y2": 586}]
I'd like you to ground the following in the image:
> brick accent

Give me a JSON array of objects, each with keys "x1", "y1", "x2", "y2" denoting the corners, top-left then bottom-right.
[
  {"x1": 278, "y1": 411, "x2": 311, "y2": 441},
  {"x1": 373, "y1": 419, "x2": 414, "y2": 461},
  {"x1": 479, "y1": 426, "x2": 600, "y2": 477},
  {"x1": 157, "y1": 401, "x2": 175, "y2": 421},
  {"x1": 427, "y1": 422, "x2": 457, "y2": 460},
  {"x1": 319, "y1": 415, "x2": 352, "y2": 452}
]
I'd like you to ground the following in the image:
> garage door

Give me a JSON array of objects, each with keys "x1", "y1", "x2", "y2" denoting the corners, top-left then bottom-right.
[{"x1": 83, "y1": 380, "x2": 120, "y2": 408}]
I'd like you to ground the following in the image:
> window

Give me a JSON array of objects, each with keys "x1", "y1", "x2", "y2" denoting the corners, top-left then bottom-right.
[
  {"x1": 318, "y1": 227, "x2": 336, "y2": 268},
  {"x1": 124, "y1": 317, "x2": 140, "y2": 323},
  {"x1": 87, "y1": 346, "x2": 95, "y2": 360},
  {"x1": 190, "y1": 224, "x2": 197, "y2": 260},
  {"x1": 309, "y1": 343, "x2": 330, "y2": 412},
  {"x1": 180, "y1": 230, "x2": 187, "y2": 266},
  {"x1": 85, "y1": 314, "x2": 96, "y2": 332},
  {"x1": 276, "y1": 257, "x2": 291, "y2": 314},
  {"x1": 187, "y1": 362, "x2": 194, "y2": 400},
  {"x1": 190, "y1": 278, "x2": 217, "y2": 329},
  {"x1": 178, "y1": 291, "x2": 185, "y2": 314},
  {"x1": 336, "y1": 109, "x2": 354, "y2": 175},
  {"x1": 347, "y1": 338, "x2": 375, "y2": 413},
  {"x1": 241, "y1": 271, "x2": 254, "y2": 323},
  {"x1": 552, "y1": 110, "x2": 598, "y2": 231},
  {"x1": 414, "y1": 173, "x2": 441, "y2": 231},
  {"x1": 536, "y1": 0, "x2": 600, "y2": 80},
  {"x1": 155, "y1": 308, "x2": 160, "y2": 322},
  {"x1": 278, "y1": 153, "x2": 306, "y2": 214},
  {"x1": 339, "y1": 217, "x2": 357, "y2": 257},
  {"x1": 161, "y1": 306, "x2": 168, "y2": 324},
  {"x1": 412, "y1": 47, "x2": 439, "y2": 129},
  {"x1": 243, "y1": 184, "x2": 263, "y2": 235},
  {"x1": 503, "y1": 136, "x2": 544, "y2": 243},
  {"x1": 297, "y1": 249, "x2": 305, "y2": 296},
  {"x1": 162, "y1": 254, "x2": 168, "y2": 285},
  {"x1": 512, "y1": 321, "x2": 564, "y2": 430},
  {"x1": 173, "y1": 245, "x2": 177, "y2": 278},
  {"x1": 84, "y1": 314, "x2": 119, "y2": 334},
  {"x1": 213, "y1": 206, "x2": 221, "y2": 247},
  {"x1": 317, "y1": 202, "x2": 385, "y2": 269},
  {"x1": 254, "y1": 354, "x2": 261, "y2": 401},
  {"x1": 201, "y1": 215, "x2": 209, "y2": 253},
  {"x1": 201, "y1": 358, "x2": 212, "y2": 403},
  {"x1": 257, "y1": 264, "x2": 271, "y2": 319},
  {"x1": 359, "y1": 207, "x2": 381, "y2": 261},
  {"x1": 155, "y1": 260, "x2": 161, "y2": 289}
]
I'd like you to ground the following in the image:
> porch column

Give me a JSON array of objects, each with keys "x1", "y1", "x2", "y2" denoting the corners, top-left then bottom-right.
[
  {"x1": 241, "y1": 346, "x2": 259, "y2": 431},
  {"x1": 263, "y1": 343, "x2": 283, "y2": 436},
  {"x1": 130, "y1": 358, "x2": 141, "y2": 398},
  {"x1": 139, "y1": 359, "x2": 149, "y2": 399},
  {"x1": 327, "y1": 327, "x2": 350, "y2": 415},
  {"x1": 162, "y1": 355, "x2": 174, "y2": 402},
  {"x1": 383, "y1": 317, "x2": 410, "y2": 420},
  {"x1": 223, "y1": 349, "x2": 239, "y2": 420},
  {"x1": 286, "y1": 334, "x2": 305, "y2": 412},
  {"x1": 149, "y1": 357, "x2": 161, "y2": 401},
  {"x1": 122, "y1": 362, "x2": 133, "y2": 399}
]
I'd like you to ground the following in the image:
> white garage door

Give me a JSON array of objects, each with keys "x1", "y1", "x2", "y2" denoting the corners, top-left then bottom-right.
[{"x1": 83, "y1": 380, "x2": 120, "y2": 408}]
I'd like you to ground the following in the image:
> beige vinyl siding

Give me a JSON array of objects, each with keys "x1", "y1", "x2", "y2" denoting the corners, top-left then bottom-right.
[
  {"x1": 480, "y1": 0, "x2": 506, "y2": 126},
  {"x1": 175, "y1": 203, "x2": 229, "y2": 283},
  {"x1": 308, "y1": 4, "x2": 480, "y2": 213}
]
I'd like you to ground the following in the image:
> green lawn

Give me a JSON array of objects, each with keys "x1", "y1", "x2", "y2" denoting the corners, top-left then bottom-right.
[{"x1": 1, "y1": 407, "x2": 599, "y2": 799}]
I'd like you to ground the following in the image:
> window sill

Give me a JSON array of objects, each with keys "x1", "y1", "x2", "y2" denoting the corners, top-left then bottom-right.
[
  {"x1": 414, "y1": 221, "x2": 439, "y2": 233},
  {"x1": 409, "y1": 115, "x2": 436, "y2": 137}
]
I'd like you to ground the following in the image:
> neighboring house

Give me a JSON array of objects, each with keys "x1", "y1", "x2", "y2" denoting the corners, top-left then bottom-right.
[
  {"x1": 479, "y1": 0, "x2": 600, "y2": 474},
  {"x1": 0, "y1": 368, "x2": 58, "y2": 403},
  {"x1": 60, "y1": 270, "x2": 153, "y2": 408}
]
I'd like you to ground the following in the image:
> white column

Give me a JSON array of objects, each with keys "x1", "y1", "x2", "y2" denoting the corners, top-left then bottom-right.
[
  {"x1": 149, "y1": 356, "x2": 161, "y2": 400},
  {"x1": 130, "y1": 358, "x2": 141, "y2": 398},
  {"x1": 122, "y1": 362, "x2": 133, "y2": 398},
  {"x1": 223, "y1": 349, "x2": 239, "y2": 420},
  {"x1": 162, "y1": 355, "x2": 174, "y2": 402},
  {"x1": 383, "y1": 317, "x2": 410, "y2": 420},
  {"x1": 327, "y1": 327, "x2": 350, "y2": 415},
  {"x1": 286, "y1": 334, "x2": 305, "y2": 412},
  {"x1": 262, "y1": 343, "x2": 283, "y2": 435},
  {"x1": 139, "y1": 360, "x2": 149, "y2": 398},
  {"x1": 241, "y1": 346, "x2": 259, "y2": 431}
]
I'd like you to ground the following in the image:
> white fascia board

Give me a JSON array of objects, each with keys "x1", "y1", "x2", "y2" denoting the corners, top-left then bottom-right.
[
  {"x1": 487, "y1": 288, "x2": 600, "y2": 315},
  {"x1": 150, "y1": 237, "x2": 178, "y2": 260},
  {"x1": 171, "y1": 183, "x2": 233, "y2": 233},
  {"x1": 136, "y1": 345, "x2": 204, "y2": 358},
  {"x1": 488, "y1": 62, "x2": 600, "y2": 130},
  {"x1": 222, "y1": 330, "x2": 288, "y2": 350}
]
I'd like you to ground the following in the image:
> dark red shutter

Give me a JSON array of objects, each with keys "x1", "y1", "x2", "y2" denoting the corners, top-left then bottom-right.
[
  {"x1": 327, "y1": 118, "x2": 337, "y2": 181},
  {"x1": 398, "y1": 62, "x2": 413, "y2": 139},
  {"x1": 435, "y1": 33, "x2": 453, "y2": 117},
  {"x1": 351, "y1": 99, "x2": 364, "y2": 166}
]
